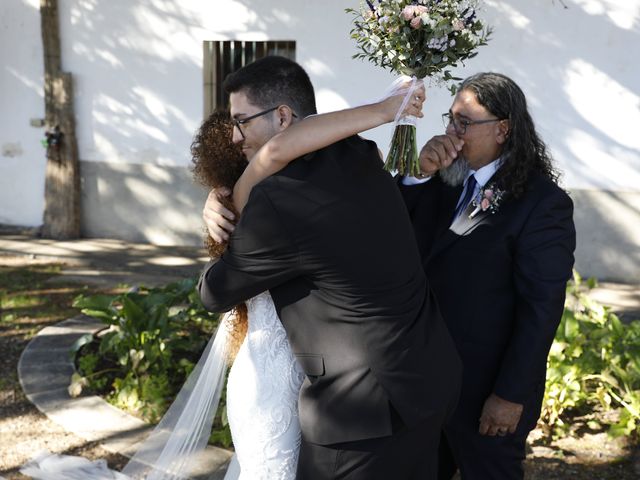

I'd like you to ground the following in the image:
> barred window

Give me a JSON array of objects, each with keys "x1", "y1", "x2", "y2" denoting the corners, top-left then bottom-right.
[{"x1": 203, "y1": 40, "x2": 296, "y2": 116}]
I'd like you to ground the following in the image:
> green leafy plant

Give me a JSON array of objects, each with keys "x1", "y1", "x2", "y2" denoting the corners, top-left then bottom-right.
[
  {"x1": 70, "y1": 278, "x2": 232, "y2": 445},
  {"x1": 541, "y1": 271, "x2": 640, "y2": 439}
]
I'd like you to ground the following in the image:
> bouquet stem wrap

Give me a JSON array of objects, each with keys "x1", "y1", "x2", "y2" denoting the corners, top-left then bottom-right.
[{"x1": 384, "y1": 75, "x2": 423, "y2": 176}]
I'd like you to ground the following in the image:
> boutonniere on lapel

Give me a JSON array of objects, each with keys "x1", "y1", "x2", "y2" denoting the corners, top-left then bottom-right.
[{"x1": 469, "y1": 184, "x2": 505, "y2": 219}]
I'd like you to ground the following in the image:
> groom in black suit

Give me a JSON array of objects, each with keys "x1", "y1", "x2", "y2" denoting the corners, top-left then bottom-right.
[
  {"x1": 400, "y1": 72, "x2": 576, "y2": 479},
  {"x1": 198, "y1": 56, "x2": 461, "y2": 479}
]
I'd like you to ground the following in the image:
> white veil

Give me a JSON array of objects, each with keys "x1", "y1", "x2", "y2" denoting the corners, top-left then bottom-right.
[
  {"x1": 22, "y1": 315, "x2": 233, "y2": 480},
  {"x1": 122, "y1": 316, "x2": 231, "y2": 479}
]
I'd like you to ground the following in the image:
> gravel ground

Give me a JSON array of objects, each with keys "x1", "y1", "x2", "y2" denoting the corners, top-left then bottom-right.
[
  {"x1": 1, "y1": 254, "x2": 638, "y2": 479},
  {"x1": 0, "y1": 256, "x2": 129, "y2": 478}
]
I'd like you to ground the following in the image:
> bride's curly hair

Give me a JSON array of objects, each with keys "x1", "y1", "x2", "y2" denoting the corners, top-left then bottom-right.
[{"x1": 191, "y1": 110, "x2": 248, "y2": 360}]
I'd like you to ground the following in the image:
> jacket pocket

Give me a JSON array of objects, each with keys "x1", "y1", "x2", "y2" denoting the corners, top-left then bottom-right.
[{"x1": 295, "y1": 353, "x2": 325, "y2": 377}]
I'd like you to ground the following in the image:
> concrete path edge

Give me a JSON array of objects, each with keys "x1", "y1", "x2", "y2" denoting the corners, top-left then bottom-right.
[{"x1": 17, "y1": 315, "x2": 232, "y2": 480}]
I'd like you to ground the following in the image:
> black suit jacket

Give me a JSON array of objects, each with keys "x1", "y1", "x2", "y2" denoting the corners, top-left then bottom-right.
[
  {"x1": 400, "y1": 173, "x2": 576, "y2": 431},
  {"x1": 199, "y1": 136, "x2": 461, "y2": 445}
]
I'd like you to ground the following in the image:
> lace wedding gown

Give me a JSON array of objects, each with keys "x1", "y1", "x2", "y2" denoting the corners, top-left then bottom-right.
[
  {"x1": 225, "y1": 291, "x2": 305, "y2": 480},
  {"x1": 21, "y1": 292, "x2": 304, "y2": 480}
]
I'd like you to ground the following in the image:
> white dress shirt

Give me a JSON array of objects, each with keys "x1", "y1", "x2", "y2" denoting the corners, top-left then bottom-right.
[{"x1": 401, "y1": 157, "x2": 502, "y2": 195}]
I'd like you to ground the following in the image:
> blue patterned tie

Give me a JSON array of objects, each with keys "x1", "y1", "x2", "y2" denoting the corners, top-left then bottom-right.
[{"x1": 453, "y1": 174, "x2": 477, "y2": 220}]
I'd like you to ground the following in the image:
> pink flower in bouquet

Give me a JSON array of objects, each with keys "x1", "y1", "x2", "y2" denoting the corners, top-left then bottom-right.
[
  {"x1": 453, "y1": 18, "x2": 465, "y2": 31},
  {"x1": 410, "y1": 16, "x2": 422, "y2": 29},
  {"x1": 401, "y1": 5, "x2": 415, "y2": 20},
  {"x1": 481, "y1": 198, "x2": 491, "y2": 211},
  {"x1": 484, "y1": 189, "x2": 494, "y2": 199},
  {"x1": 402, "y1": 4, "x2": 429, "y2": 21}
]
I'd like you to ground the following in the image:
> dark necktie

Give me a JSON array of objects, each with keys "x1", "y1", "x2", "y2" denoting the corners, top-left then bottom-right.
[{"x1": 453, "y1": 174, "x2": 477, "y2": 220}]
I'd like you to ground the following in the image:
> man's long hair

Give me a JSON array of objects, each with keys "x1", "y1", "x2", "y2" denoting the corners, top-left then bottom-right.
[
  {"x1": 459, "y1": 72, "x2": 559, "y2": 198},
  {"x1": 223, "y1": 55, "x2": 317, "y2": 117},
  {"x1": 191, "y1": 110, "x2": 248, "y2": 360}
]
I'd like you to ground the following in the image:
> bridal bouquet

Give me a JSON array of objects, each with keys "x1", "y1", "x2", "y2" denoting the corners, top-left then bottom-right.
[{"x1": 347, "y1": 0, "x2": 491, "y2": 176}]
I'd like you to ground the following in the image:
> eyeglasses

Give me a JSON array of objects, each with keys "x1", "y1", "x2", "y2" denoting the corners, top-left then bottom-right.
[
  {"x1": 442, "y1": 112, "x2": 504, "y2": 136},
  {"x1": 233, "y1": 106, "x2": 297, "y2": 139}
]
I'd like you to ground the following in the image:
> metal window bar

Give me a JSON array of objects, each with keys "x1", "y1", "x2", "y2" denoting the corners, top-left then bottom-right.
[{"x1": 203, "y1": 40, "x2": 296, "y2": 115}]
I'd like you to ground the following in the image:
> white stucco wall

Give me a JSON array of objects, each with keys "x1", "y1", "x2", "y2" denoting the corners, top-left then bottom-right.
[
  {"x1": 2, "y1": 0, "x2": 639, "y2": 279},
  {"x1": 0, "y1": 0, "x2": 46, "y2": 226},
  {"x1": 55, "y1": 0, "x2": 640, "y2": 191},
  {"x1": 56, "y1": 0, "x2": 395, "y2": 166},
  {"x1": 480, "y1": 0, "x2": 640, "y2": 193}
]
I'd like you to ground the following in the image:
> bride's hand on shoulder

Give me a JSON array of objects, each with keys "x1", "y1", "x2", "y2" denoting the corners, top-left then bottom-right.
[
  {"x1": 203, "y1": 187, "x2": 236, "y2": 242},
  {"x1": 378, "y1": 82, "x2": 426, "y2": 122}
]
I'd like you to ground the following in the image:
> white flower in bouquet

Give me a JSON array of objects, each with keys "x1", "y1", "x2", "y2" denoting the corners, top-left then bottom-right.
[{"x1": 346, "y1": 0, "x2": 492, "y2": 176}]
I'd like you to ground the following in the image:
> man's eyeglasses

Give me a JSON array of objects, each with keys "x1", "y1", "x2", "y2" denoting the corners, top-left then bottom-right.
[
  {"x1": 442, "y1": 112, "x2": 505, "y2": 136},
  {"x1": 233, "y1": 106, "x2": 297, "y2": 139}
]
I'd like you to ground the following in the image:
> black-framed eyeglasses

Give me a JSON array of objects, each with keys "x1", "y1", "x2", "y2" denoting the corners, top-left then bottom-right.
[
  {"x1": 442, "y1": 112, "x2": 505, "y2": 136},
  {"x1": 233, "y1": 106, "x2": 298, "y2": 139}
]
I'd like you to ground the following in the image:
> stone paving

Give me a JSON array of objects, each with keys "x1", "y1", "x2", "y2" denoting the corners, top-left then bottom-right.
[
  {"x1": 0, "y1": 233, "x2": 208, "y2": 287},
  {"x1": 18, "y1": 316, "x2": 153, "y2": 457}
]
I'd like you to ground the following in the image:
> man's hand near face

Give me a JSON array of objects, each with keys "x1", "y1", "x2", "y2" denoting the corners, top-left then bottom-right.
[{"x1": 418, "y1": 134, "x2": 464, "y2": 176}]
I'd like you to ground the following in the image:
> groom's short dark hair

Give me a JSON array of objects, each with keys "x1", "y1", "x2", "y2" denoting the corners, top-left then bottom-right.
[{"x1": 223, "y1": 56, "x2": 317, "y2": 118}]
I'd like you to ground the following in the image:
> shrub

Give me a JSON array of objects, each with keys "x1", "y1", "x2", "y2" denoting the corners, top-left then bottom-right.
[
  {"x1": 70, "y1": 277, "x2": 232, "y2": 447},
  {"x1": 541, "y1": 271, "x2": 640, "y2": 439}
]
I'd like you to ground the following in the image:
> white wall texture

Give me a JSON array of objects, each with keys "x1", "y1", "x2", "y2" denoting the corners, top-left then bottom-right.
[
  {"x1": 1, "y1": 0, "x2": 46, "y2": 226},
  {"x1": 2, "y1": 0, "x2": 639, "y2": 279}
]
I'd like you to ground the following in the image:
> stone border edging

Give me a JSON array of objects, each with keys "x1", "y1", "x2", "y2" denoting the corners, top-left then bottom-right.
[{"x1": 17, "y1": 315, "x2": 232, "y2": 479}]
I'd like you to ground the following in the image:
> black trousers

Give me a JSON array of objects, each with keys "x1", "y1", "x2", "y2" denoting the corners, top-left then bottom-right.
[
  {"x1": 437, "y1": 427, "x2": 528, "y2": 480},
  {"x1": 296, "y1": 409, "x2": 445, "y2": 480}
]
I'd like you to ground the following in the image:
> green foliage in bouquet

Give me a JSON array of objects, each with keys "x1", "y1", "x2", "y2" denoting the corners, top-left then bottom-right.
[
  {"x1": 347, "y1": 0, "x2": 491, "y2": 82},
  {"x1": 541, "y1": 271, "x2": 640, "y2": 439},
  {"x1": 69, "y1": 278, "x2": 232, "y2": 448},
  {"x1": 347, "y1": 0, "x2": 491, "y2": 176}
]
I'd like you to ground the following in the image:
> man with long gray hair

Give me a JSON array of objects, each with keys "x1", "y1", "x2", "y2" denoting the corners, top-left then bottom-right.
[{"x1": 400, "y1": 72, "x2": 576, "y2": 479}]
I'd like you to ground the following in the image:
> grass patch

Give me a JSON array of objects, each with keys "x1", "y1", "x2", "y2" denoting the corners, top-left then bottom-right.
[
  {"x1": 0, "y1": 294, "x2": 46, "y2": 309},
  {"x1": 0, "y1": 264, "x2": 62, "y2": 291},
  {"x1": 0, "y1": 261, "x2": 119, "y2": 351},
  {"x1": 1, "y1": 312, "x2": 17, "y2": 323},
  {"x1": 0, "y1": 264, "x2": 110, "y2": 332}
]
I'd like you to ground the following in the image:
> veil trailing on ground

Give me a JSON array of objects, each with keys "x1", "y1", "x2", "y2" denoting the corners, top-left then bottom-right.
[{"x1": 21, "y1": 314, "x2": 233, "y2": 480}]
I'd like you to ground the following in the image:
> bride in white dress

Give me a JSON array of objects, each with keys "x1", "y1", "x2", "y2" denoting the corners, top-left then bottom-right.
[
  {"x1": 21, "y1": 81, "x2": 424, "y2": 480},
  {"x1": 224, "y1": 292, "x2": 304, "y2": 480}
]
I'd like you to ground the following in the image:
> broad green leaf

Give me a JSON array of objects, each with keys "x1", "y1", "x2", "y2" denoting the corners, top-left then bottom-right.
[{"x1": 68, "y1": 333, "x2": 95, "y2": 361}]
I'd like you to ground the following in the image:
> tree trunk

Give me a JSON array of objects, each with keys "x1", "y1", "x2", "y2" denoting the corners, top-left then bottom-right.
[{"x1": 40, "y1": 0, "x2": 81, "y2": 239}]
